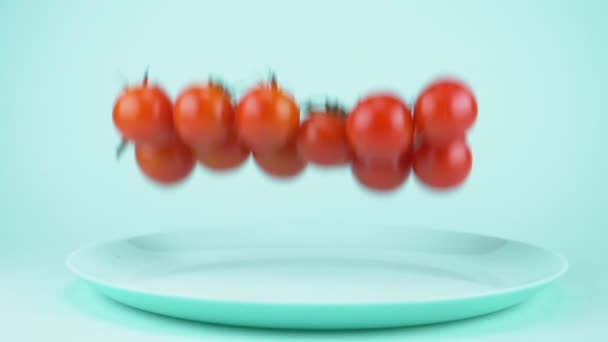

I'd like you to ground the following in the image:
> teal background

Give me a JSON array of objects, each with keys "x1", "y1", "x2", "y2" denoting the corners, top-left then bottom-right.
[{"x1": 1, "y1": 0, "x2": 607, "y2": 340}]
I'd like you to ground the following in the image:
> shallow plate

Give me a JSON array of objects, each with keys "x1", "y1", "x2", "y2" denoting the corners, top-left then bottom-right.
[{"x1": 67, "y1": 227, "x2": 567, "y2": 330}]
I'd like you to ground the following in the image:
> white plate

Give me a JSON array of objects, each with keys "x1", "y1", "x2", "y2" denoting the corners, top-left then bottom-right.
[{"x1": 67, "y1": 227, "x2": 567, "y2": 330}]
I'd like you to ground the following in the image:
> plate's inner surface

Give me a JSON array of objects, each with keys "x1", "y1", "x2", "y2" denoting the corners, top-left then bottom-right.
[{"x1": 70, "y1": 229, "x2": 566, "y2": 304}]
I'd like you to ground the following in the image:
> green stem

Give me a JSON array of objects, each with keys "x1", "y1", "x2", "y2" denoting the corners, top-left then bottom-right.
[
  {"x1": 142, "y1": 67, "x2": 149, "y2": 87},
  {"x1": 116, "y1": 138, "x2": 129, "y2": 160}
]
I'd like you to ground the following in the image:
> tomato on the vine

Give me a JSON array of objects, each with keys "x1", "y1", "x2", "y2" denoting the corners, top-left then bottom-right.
[
  {"x1": 346, "y1": 93, "x2": 414, "y2": 163},
  {"x1": 254, "y1": 141, "x2": 306, "y2": 179},
  {"x1": 235, "y1": 77, "x2": 300, "y2": 154},
  {"x1": 352, "y1": 156, "x2": 411, "y2": 192},
  {"x1": 414, "y1": 79, "x2": 477, "y2": 145},
  {"x1": 135, "y1": 140, "x2": 195, "y2": 185},
  {"x1": 173, "y1": 82, "x2": 234, "y2": 149},
  {"x1": 196, "y1": 135, "x2": 249, "y2": 172},
  {"x1": 297, "y1": 106, "x2": 351, "y2": 167},
  {"x1": 113, "y1": 76, "x2": 174, "y2": 146},
  {"x1": 412, "y1": 138, "x2": 472, "y2": 189}
]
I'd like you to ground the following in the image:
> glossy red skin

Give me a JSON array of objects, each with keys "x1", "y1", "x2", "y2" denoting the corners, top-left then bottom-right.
[
  {"x1": 254, "y1": 142, "x2": 306, "y2": 179},
  {"x1": 412, "y1": 138, "x2": 472, "y2": 189},
  {"x1": 346, "y1": 93, "x2": 414, "y2": 163},
  {"x1": 135, "y1": 140, "x2": 195, "y2": 185},
  {"x1": 297, "y1": 112, "x2": 352, "y2": 167},
  {"x1": 113, "y1": 85, "x2": 174, "y2": 146},
  {"x1": 352, "y1": 155, "x2": 411, "y2": 192},
  {"x1": 173, "y1": 83, "x2": 234, "y2": 149},
  {"x1": 235, "y1": 81, "x2": 300, "y2": 154},
  {"x1": 414, "y1": 79, "x2": 477, "y2": 145},
  {"x1": 196, "y1": 135, "x2": 250, "y2": 172}
]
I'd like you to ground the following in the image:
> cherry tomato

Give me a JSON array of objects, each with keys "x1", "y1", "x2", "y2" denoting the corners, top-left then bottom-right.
[
  {"x1": 297, "y1": 107, "x2": 351, "y2": 167},
  {"x1": 412, "y1": 138, "x2": 472, "y2": 189},
  {"x1": 346, "y1": 93, "x2": 414, "y2": 163},
  {"x1": 414, "y1": 78, "x2": 477, "y2": 145},
  {"x1": 113, "y1": 79, "x2": 174, "y2": 146},
  {"x1": 173, "y1": 82, "x2": 234, "y2": 149},
  {"x1": 135, "y1": 140, "x2": 195, "y2": 185},
  {"x1": 352, "y1": 156, "x2": 411, "y2": 192},
  {"x1": 254, "y1": 141, "x2": 306, "y2": 179},
  {"x1": 235, "y1": 77, "x2": 300, "y2": 153},
  {"x1": 196, "y1": 135, "x2": 249, "y2": 172}
]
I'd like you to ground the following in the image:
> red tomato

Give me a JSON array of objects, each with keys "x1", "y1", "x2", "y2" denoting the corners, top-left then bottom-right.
[
  {"x1": 173, "y1": 83, "x2": 234, "y2": 149},
  {"x1": 113, "y1": 80, "x2": 174, "y2": 146},
  {"x1": 135, "y1": 140, "x2": 195, "y2": 185},
  {"x1": 297, "y1": 109, "x2": 351, "y2": 167},
  {"x1": 413, "y1": 138, "x2": 472, "y2": 189},
  {"x1": 196, "y1": 135, "x2": 249, "y2": 172},
  {"x1": 352, "y1": 156, "x2": 411, "y2": 192},
  {"x1": 254, "y1": 141, "x2": 306, "y2": 179},
  {"x1": 346, "y1": 93, "x2": 414, "y2": 163},
  {"x1": 235, "y1": 78, "x2": 300, "y2": 153},
  {"x1": 414, "y1": 78, "x2": 477, "y2": 145}
]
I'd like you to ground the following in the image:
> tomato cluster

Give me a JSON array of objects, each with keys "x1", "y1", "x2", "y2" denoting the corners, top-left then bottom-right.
[{"x1": 112, "y1": 73, "x2": 477, "y2": 192}]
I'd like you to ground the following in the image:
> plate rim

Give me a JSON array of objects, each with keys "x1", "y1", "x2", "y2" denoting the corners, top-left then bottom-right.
[{"x1": 66, "y1": 227, "x2": 569, "y2": 306}]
